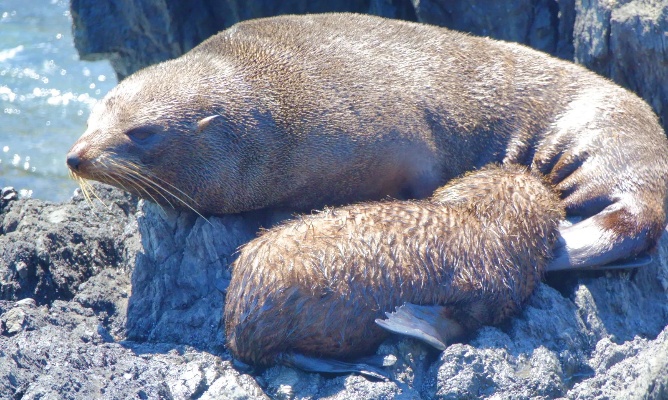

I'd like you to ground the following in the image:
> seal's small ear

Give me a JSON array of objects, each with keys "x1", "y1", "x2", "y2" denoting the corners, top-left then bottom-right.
[{"x1": 195, "y1": 115, "x2": 221, "y2": 133}]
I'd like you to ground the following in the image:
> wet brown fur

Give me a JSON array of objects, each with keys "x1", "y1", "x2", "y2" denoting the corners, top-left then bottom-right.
[
  {"x1": 224, "y1": 164, "x2": 565, "y2": 366},
  {"x1": 67, "y1": 14, "x2": 668, "y2": 268}
]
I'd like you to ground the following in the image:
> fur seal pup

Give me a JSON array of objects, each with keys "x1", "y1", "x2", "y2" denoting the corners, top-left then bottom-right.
[
  {"x1": 224, "y1": 164, "x2": 565, "y2": 375},
  {"x1": 65, "y1": 13, "x2": 668, "y2": 270}
]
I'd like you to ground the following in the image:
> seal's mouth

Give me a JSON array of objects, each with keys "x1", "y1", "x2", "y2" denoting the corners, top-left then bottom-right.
[{"x1": 66, "y1": 151, "x2": 205, "y2": 219}]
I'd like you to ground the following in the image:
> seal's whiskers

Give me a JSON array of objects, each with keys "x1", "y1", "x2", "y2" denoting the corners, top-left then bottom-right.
[{"x1": 109, "y1": 158, "x2": 209, "y2": 221}]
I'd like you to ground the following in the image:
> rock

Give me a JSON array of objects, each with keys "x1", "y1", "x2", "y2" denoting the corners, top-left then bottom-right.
[
  {"x1": 564, "y1": 330, "x2": 668, "y2": 399},
  {"x1": 75, "y1": 268, "x2": 132, "y2": 340},
  {"x1": 0, "y1": 298, "x2": 266, "y2": 398},
  {"x1": 574, "y1": 0, "x2": 668, "y2": 131},
  {"x1": 15, "y1": 298, "x2": 36, "y2": 307},
  {"x1": 608, "y1": 1, "x2": 667, "y2": 134},
  {"x1": 0, "y1": 183, "x2": 138, "y2": 305},
  {"x1": 125, "y1": 201, "x2": 267, "y2": 349},
  {"x1": 412, "y1": 0, "x2": 572, "y2": 58},
  {"x1": 0, "y1": 187, "x2": 17, "y2": 211},
  {"x1": 1, "y1": 307, "x2": 26, "y2": 335},
  {"x1": 574, "y1": 0, "x2": 668, "y2": 130}
]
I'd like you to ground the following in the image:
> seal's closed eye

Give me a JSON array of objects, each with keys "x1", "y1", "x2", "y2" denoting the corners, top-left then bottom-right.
[{"x1": 126, "y1": 127, "x2": 156, "y2": 143}]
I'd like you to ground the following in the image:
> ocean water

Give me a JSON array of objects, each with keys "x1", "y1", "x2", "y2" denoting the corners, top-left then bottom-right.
[{"x1": 0, "y1": 0, "x2": 116, "y2": 202}]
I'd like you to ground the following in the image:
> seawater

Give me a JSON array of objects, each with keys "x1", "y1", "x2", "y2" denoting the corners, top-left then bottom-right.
[{"x1": 0, "y1": 0, "x2": 116, "y2": 201}]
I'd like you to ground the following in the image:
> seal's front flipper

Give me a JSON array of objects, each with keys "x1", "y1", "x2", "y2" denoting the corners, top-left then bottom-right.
[
  {"x1": 375, "y1": 303, "x2": 464, "y2": 351},
  {"x1": 280, "y1": 352, "x2": 390, "y2": 381}
]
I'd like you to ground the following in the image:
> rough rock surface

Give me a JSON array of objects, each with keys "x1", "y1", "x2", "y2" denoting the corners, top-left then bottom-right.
[
  {"x1": 573, "y1": 0, "x2": 668, "y2": 135},
  {"x1": 0, "y1": 187, "x2": 267, "y2": 399},
  {"x1": 410, "y1": 0, "x2": 576, "y2": 59}
]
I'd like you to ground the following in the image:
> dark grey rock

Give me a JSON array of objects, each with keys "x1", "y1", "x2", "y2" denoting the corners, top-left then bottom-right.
[
  {"x1": 555, "y1": 0, "x2": 577, "y2": 59},
  {"x1": 1, "y1": 187, "x2": 18, "y2": 212},
  {"x1": 1, "y1": 307, "x2": 26, "y2": 335},
  {"x1": 0, "y1": 184, "x2": 137, "y2": 305},
  {"x1": 70, "y1": 0, "x2": 230, "y2": 80},
  {"x1": 411, "y1": 0, "x2": 568, "y2": 57},
  {"x1": 608, "y1": 1, "x2": 668, "y2": 134},
  {"x1": 369, "y1": 0, "x2": 417, "y2": 20},
  {"x1": 574, "y1": 0, "x2": 668, "y2": 131},
  {"x1": 0, "y1": 298, "x2": 266, "y2": 399}
]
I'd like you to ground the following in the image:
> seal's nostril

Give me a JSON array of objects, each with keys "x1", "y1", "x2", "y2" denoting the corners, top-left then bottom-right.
[{"x1": 66, "y1": 152, "x2": 81, "y2": 171}]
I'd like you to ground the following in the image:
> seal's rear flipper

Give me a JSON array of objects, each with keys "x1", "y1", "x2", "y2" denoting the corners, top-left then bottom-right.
[
  {"x1": 375, "y1": 303, "x2": 464, "y2": 351},
  {"x1": 280, "y1": 353, "x2": 390, "y2": 381},
  {"x1": 596, "y1": 254, "x2": 653, "y2": 270},
  {"x1": 547, "y1": 209, "x2": 658, "y2": 271}
]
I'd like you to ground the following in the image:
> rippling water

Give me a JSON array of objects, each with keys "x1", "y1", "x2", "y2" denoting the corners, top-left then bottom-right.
[{"x1": 0, "y1": 0, "x2": 116, "y2": 201}]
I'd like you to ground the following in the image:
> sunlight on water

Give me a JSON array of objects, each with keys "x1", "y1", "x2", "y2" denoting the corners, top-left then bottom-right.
[{"x1": 0, "y1": 0, "x2": 117, "y2": 201}]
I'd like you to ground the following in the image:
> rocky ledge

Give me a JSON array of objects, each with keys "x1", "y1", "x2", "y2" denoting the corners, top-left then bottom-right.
[{"x1": 1, "y1": 185, "x2": 667, "y2": 399}]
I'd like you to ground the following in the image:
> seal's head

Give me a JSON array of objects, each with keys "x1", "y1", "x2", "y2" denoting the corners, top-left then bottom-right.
[{"x1": 66, "y1": 55, "x2": 262, "y2": 215}]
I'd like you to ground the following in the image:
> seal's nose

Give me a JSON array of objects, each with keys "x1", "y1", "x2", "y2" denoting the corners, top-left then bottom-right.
[{"x1": 66, "y1": 152, "x2": 81, "y2": 171}]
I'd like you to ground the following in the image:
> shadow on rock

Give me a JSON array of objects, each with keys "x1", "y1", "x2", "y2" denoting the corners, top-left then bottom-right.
[{"x1": 125, "y1": 200, "x2": 293, "y2": 353}]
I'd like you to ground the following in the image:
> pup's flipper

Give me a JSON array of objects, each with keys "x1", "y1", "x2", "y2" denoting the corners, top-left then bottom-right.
[
  {"x1": 375, "y1": 303, "x2": 464, "y2": 351},
  {"x1": 280, "y1": 353, "x2": 390, "y2": 381}
]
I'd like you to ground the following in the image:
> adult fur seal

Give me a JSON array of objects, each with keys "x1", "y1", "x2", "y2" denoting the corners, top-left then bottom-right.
[
  {"x1": 224, "y1": 164, "x2": 564, "y2": 375},
  {"x1": 66, "y1": 13, "x2": 668, "y2": 270}
]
